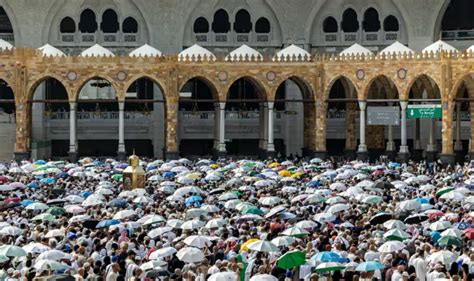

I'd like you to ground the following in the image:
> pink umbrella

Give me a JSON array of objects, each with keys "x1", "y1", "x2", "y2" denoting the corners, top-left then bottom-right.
[{"x1": 9, "y1": 182, "x2": 25, "y2": 189}]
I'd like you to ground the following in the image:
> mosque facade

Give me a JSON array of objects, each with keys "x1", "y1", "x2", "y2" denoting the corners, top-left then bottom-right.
[{"x1": 0, "y1": 0, "x2": 472, "y2": 163}]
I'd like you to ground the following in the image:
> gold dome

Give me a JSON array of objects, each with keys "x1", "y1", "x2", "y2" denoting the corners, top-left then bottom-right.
[{"x1": 128, "y1": 151, "x2": 139, "y2": 167}]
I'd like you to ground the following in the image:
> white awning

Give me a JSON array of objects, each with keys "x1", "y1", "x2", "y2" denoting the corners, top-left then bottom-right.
[
  {"x1": 422, "y1": 40, "x2": 457, "y2": 53},
  {"x1": 129, "y1": 44, "x2": 162, "y2": 57},
  {"x1": 178, "y1": 44, "x2": 215, "y2": 61},
  {"x1": 226, "y1": 44, "x2": 263, "y2": 61},
  {"x1": 0, "y1": 39, "x2": 13, "y2": 51},
  {"x1": 379, "y1": 41, "x2": 414, "y2": 56},
  {"x1": 274, "y1": 44, "x2": 310, "y2": 61},
  {"x1": 38, "y1": 44, "x2": 65, "y2": 57},
  {"x1": 340, "y1": 43, "x2": 373, "y2": 57},
  {"x1": 80, "y1": 44, "x2": 115, "y2": 57}
]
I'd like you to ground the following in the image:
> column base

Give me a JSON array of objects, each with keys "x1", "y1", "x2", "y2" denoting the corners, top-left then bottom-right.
[
  {"x1": 343, "y1": 149, "x2": 356, "y2": 160},
  {"x1": 455, "y1": 150, "x2": 466, "y2": 164},
  {"x1": 215, "y1": 150, "x2": 227, "y2": 159},
  {"x1": 14, "y1": 151, "x2": 30, "y2": 162},
  {"x1": 68, "y1": 151, "x2": 78, "y2": 163},
  {"x1": 265, "y1": 150, "x2": 276, "y2": 159},
  {"x1": 397, "y1": 151, "x2": 410, "y2": 163},
  {"x1": 356, "y1": 151, "x2": 368, "y2": 162},
  {"x1": 385, "y1": 150, "x2": 397, "y2": 161},
  {"x1": 313, "y1": 151, "x2": 327, "y2": 160},
  {"x1": 165, "y1": 151, "x2": 179, "y2": 160},
  {"x1": 439, "y1": 153, "x2": 455, "y2": 166},
  {"x1": 426, "y1": 150, "x2": 437, "y2": 162},
  {"x1": 412, "y1": 149, "x2": 424, "y2": 162},
  {"x1": 117, "y1": 151, "x2": 127, "y2": 161}
]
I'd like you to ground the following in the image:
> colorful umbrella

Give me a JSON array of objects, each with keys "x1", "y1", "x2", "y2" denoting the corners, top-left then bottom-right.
[{"x1": 276, "y1": 250, "x2": 306, "y2": 269}]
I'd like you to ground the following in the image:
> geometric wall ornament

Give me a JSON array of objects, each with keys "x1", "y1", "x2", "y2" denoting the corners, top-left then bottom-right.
[
  {"x1": 67, "y1": 71, "x2": 77, "y2": 81},
  {"x1": 117, "y1": 71, "x2": 127, "y2": 81},
  {"x1": 397, "y1": 68, "x2": 407, "y2": 80},
  {"x1": 356, "y1": 69, "x2": 365, "y2": 80},
  {"x1": 266, "y1": 71, "x2": 276, "y2": 81},
  {"x1": 217, "y1": 71, "x2": 227, "y2": 82}
]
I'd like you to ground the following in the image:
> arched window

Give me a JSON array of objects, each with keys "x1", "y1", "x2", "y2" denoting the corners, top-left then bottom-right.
[
  {"x1": 193, "y1": 17, "x2": 209, "y2": 33},
  {"x1": 100, "y1": 9, "x2": 119, "y2": 33},
  {"x1": 234, "y1": 9, "x2": 252, "y2": 33},
  {"x1": 441, "y1": 0, "x2": 474, "y2": 31},
  {"x1": 363, "y1": 8, "x2": 381, "y2": 32},
  {"x1": 255, "y1": 17, "x2": 270, "y2": 33},
  {"x1": 60, "y1": 17, "x2": 76, "y2": 33},
  {"x1": 341, "y1": 8, "x2": 359, "y2": 32},
  {"x1": 323, "y1": 17, "x2": 338, "y2": 33},
  {"x1": 122, "y1": 17, "x2": 138, "y2": 33},
  {"x1": 383, "y1": 15, "x2": 399, "y2": 32},
  {"x1": 212, "y1": 9, "x2": 230, "y2": 33},
  {"x1": 0, "y1": 7, "x2": 13, "y2": 34},
  {"x1": 79, "y1": 9, "x2": 97, "y2": 33}
]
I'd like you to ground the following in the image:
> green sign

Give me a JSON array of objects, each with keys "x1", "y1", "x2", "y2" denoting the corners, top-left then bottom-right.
[{"x1": 407, "y1": 104, "x2": 442, "y2": 119}]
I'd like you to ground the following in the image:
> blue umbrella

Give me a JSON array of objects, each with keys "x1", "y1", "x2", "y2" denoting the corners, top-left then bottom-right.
[
  {"x1": 356, "y1": 261, "x2": 385, "y2": 272},
  {"x1": 115, "y1": 163, "x2": 128, "y2": 169},
  {"x1": 96, "y1": 219, "x2": 120, "y2": 228},
  {"x1": 81, "y1": 191, "x2": 92, "y2": 198},
  {"x1": 20, "y1": 200, "x2": 34, "y2": 207},
  {"x1": 40, "y1": 178, "x2": 55, "y2": 185},
  {"x1": 146, "y1": 165, "x2": 157, "y2": 171},
  {"x1": 414, "y1": 198, "x2": 429, "y2": 204},
  {"x1": 185, "y1": 196, "x2": 202, "y2": 206},
  {"x1": 94, "y1": 161, "x2": 103, "y2": 166},
  {"x1": 57, "y1": 172, "x2": 69, "y2": 179},
  {"x1": 431, "y1": 231, "x2": 441, "y2": 243},
  {"x1": 34, "y1": 160, "x2": 47, "y2": 165},
  {"x1": 162, "y1": 172, "x2": 175, "y2": 178},
  {"x1": 388, "y1": 162, "x2": 400, "y2": 169},
  {"x1": 307, "y1": 181, "x2": 320, "y2": 188},
  {"x1": 27, "y1": 182, "x2": 39, "y2": 189},
  {"x1": 110, "y1": 198, "x2": 127, "y2": 208},
  {"x1": 311, "y1": 252, "x2": 343, "y2": 262}
]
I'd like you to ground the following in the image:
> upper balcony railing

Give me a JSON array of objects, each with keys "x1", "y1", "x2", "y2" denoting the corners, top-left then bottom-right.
[
  {"x1": 0, "y1": 33, "x2": 14, "y2": 43},
  {"x1": 180, "y1": 111, "x2": 283, "y2": 120},
  {"x1": 193, "y1": 31, "x2": 272, "y2": 47},
  {"x1": 322, "y1": 31, "x2": 399, "y2": 46},
  {"x1": 442, "y1": 30, "x2": 474, "y2": 40},
  {"x1": 60, "y1": 32, "x2": 139, "y2": 46},
  {"x1": 48, "y1": 111, "x2": 151, "y2": 121}
]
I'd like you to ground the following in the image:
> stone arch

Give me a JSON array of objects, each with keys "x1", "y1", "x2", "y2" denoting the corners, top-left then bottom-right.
[
  {"x1": 225, "y1": 75, "x2": 268, "y2": 101},
  {"x1": 178, "y1": 75, "x2": 219, "y2": 102},
  {"x1": 27, "y1": 74, "x2": 71, "y2": 102},
  {"x1": 324, "y1": 75, "x2": 358, "y2": 100},
  {"x1": 212, "y1": 9, "x2": 231, "y2": 33},
  {"x1": 122, "y1": 17, "x2": 138, "y2": 33},
  {"x1": 124, "y1": 74, "x2": 166, "y2": 100},
  {"x1": 272, "y1": 75, "x2": 315, "y2": 101},
  {"x1": 193, "y1": 17, "x2": 209, "y2": 34},
  {"x1": 341, "y1": 8, "x2": 359, "y2": 32},
  {"x1": 0, "y1": 4, "x2": 19, "y2": 43},
  {"x1": 233, "y1": 9, "x2": 252, "y2": 33},
  {"x1": 383, "y1": 15, "x2": 399, "y2": 32},
  {"x1": 60, "y1": 17, "x2": 76, "y2": 33},
  {"x1": 405, "y1": 74, "x2": 441, "y2": 100},
  {"x1": 451, "y1": 74, "x2": 474, "y2": 99},
  {"x1": 74, "y1": 74, "x2": 120, "y2": 101},
  {"x1": 363, "y1": 75, "x2": 399, "y2": 100}
]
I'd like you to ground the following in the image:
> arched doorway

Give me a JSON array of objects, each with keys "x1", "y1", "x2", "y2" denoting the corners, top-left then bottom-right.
[
  {"x1": 125, "y1": 77, "x2": 165, "y2": 158},
  {"x1": 274, "y1": 77, "x2": 313, "y2": 158},
  {"x1": 178, "y1": 77, "x2": 217, "y2": 158},
  {"x1": 452, "y1": 75, "x2": 474, "y2": 162},
  {"x1": 440, "y1": 0, "x2": 474, "y2": 40},
  {"x1": 0, "y1": 79, "x2": 15, "y2": 160},
  {"x1": 365, "y1": 76, "x2": 400, "y2": 161},
  {"x1": 407, "y1": 75, "x2": 441, "y2": 161},
  {"x1": 76, "y1": 77, "x2": 118, "y2": 158},
  {"x1": 326, "y1": 77, "x2": 357, "y2": 159},
  {"x1": 226, "y1": 77, "x2": 266, "y2": 157},
  {"x1": 30, "y1": 78, "x2": 69, "y2": 159}
]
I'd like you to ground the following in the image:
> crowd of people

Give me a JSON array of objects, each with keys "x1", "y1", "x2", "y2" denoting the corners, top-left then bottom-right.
[{"x1": 0, "y1": 157, "x2": 472, "y2": 281}]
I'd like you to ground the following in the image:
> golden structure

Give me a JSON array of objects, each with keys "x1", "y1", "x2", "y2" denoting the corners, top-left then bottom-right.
[
  {"x1": 4, "y1": 47, "x2": 474, "y2": 163},
  {"x1": 123, "y1": 151, "x2": 145, "y2": 190}
]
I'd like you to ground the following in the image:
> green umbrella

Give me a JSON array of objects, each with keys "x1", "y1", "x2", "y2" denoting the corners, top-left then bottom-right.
[
  {"x1": 46, "y1": 207, "x2": 65, "y2": 216},
  {"x1": 276, "y1": 250, "x2": 306, "y2": 270},
  {"x1": 242, "y1": 162, "x2": 256, "y2": 167},
  {"x1": 362, "y1": 195, "x2": 383, "y2": 205},
  {"x1": 111, "y1": 174, "x2": 123, "y2": 181},
  {"x1": 315, "y1": 262, "x2": 345, "y2": 273},
  {"x1": 437, "y1": 236, "x2": 462, "y2": 247},
  {"x1": 383, "y1": 229, "x2": 410, "y2": 242},
  {"x1": 241, "y1": 207, "x2": 264, "y2": 215},
  {"x1": 0, "y1": 245, "x2": 27, "y2": 257},
  {"x1": 247, "y1": 171, "x2": 258, "y2": 176},
  {"x1": 436, "y1": 187, "x2": 454, "y2": 197},
  {"x1": 0, "y1": 255, "x2": 8, "y2": 263},
  {"x1": 34, "y1": 165, "x2": 49, "y2": 171},
  {"x1": 32, "y1": 213, "x2": 56, "y2": 222}
]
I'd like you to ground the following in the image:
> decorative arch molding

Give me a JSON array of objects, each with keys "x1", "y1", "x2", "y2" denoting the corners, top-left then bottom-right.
[
  {"x1": 271, "y1": 74, "x2": 316, "y2": 101},
  {"x1": 178, "y1": 75, "x2": 220, "y2": 102},
  {"x1": 123, "y1": 74, "x2": 167, "y2": 100},
  {"x1": 362, "y1": 74, "x2": 400, "y2": 100},
  {"x1": 27, "y1": 74, "x2": 72, "y2": 101},
  {"x1": 225, "y1": 75, "x2": 269, "y2": 101},
  {"x1": 324, "y1": 75, "x2": 359, "y2": 101},
  {"x1": 404, "y1": 74, "x2": 442, "y2": 101},
  {"x1": 73, "y1": 74, "x2": 121, "y2": 102}
]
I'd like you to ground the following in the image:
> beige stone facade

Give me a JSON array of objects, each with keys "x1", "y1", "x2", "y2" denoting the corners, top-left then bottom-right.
[{"x1": 3, "y1": 48, "x2": 474, "y2": 160}]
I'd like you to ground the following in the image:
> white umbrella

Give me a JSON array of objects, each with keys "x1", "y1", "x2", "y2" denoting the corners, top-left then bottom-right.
[
  {"x1": 34, "y1": 259, "x2": 66, "y2": 271},
  {"x1": 113, "y1": 210, "x2": 136, "y2": 220},
  {"x1": 36, "y1": 250, "x2": 70, "y2": 261},
  {"x1": 45, "y1": 229, "x2": 65, "y2": 238},
  {"x1": 247, "y1": 240, "x2": 279, "y2": 252},
  {"x1": 440, "y1": 228, "x2": 462, "y2": 238},
  {"x1": 167, "y1": 219, "x2": 184, "y2": 228},
  {"x1": 314, "y1": 213, "x2": 336, "y2": 223},
  {"x1": 224, "y1": 199, "x2": 241, "y2": 209},
  {"x1": 65, "y1": 205, "x2": 86, "y2": 214},
  {"x1": 258, "y1": 196, "x2": 281, "y2": 206},
  {"x1": 0, "y1": 226, "x2": 23, "y2": 236},
  {"x1": 65, "y1": 195, "x2": 84, "y2": 204},
  {"x1": 205, "y1": 218, "x2": 226, "y2": 229},
  {"x1": 95, "y1": 188, "x2": 114, "y2": 196},
  {"x1": 420, "y1": 184, "x2": 436, "y2": 192},
  {"x1": 326, "y1": 196, "x2": 346, "y2": 205},
  {"x1": 186, "y1": 208, "x2": 208, "y2": 219},
  {"x1": 183, "y1": 235, "x2": 212, "y2": 248},
  {"x1": 327, "y1": 203, "x2": 350, "y2": 214},
  {"x1": 0, "y1": 245, "x2": 26, "y2": 257},
  {"x1": 208, "y1": 272, "x2": 238, "y2": 281},
  {"x1": 201, "y1": 204, "x2": 220, "y2": 213},
  {"x1": 271, "y1": 236, "x2": 295, "y2": 247},
  {"x1": 118, "y1": 191, "x2": 136, "y2": 198},
  {"x1": 378, "y1": 241, "x2": 405, "y2": 253},
  {"x1": 147, "y1": 227, "x2": 173, "y2": 239},
  {"x1": 430, "y1": 221, "x2": 452, "y2": 231},
  {"x1": 26, "y1": 202, "x2": 49, "y2": 211},
  {"x1": 68, "y1": 214, "x2": 91, "y2": 224},
  {"x1": 383, "y1": 220, "x2": 407, "y2": 230},
  {"x1": 142, "y1": 215, "x2": 166, "y2": 226},
  {"x1": 180, "y1": 219, "x2": 205, "y2": 230},
  {"x1": 176, "y1": 247, "x2": 205, "y2": 263},
  {"x1": 149, "y1": 247, "x2": 177, "y2": 260},
  {"x1": 140, "y1": 260, "x2": 167, "y2": 271},
  {"x1": 250, "y1": 274, "x2": 278, "y2": 281},
  {"x1": 399, "y1": 200, "x2": 421, "y2": 212},
  {"x1": 133, "y1": 196, "x2": 153, "y2": 204},
  {"x1": 281, "y1": 227, "x2": 309, "y2": 237},
  {"x1": 22, "y1": 243, "x2": 50, "y2": 254},
  {"x1": 427, "y1": 250, "x2": 457, "y2": 265},
  {"x1": 295, "y1": 220, "x2": 319, "y2": 229},
  {"x1": 440, "y1": 191, "x2": 465, "y2": 201}
]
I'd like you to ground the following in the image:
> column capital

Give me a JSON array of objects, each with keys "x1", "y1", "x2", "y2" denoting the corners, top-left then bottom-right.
[
  {"x1": 358, "y1": 100, "x2": 367, "y2": 110},
  {"x1": 399, "y1": 100, "x2": 408, "y2": 110},
  {"x1": 219, "y1": 102, "x2": 225, "y2": 110},
  {"x1": 69, "y1": 102, "x2": 76, "y2": 110},
  {"x1": 267, "y1": 101, "x2": 274, "y2": 109},
  {"x1": 118, "y1": 101, "x2": 125, "y2": 110}
]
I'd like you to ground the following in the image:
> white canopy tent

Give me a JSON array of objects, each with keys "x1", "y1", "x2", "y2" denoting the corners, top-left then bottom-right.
[
  {"x1": 340, "y1": 43, "x2": 373, "y2": 57},
  {"x1": 178, "y1": 44, "x2": 215, "y2": 62},
  {"x1": 226, "y1": 44, "x2": 263, "y2": 61},
  {"x1": 79, "y1": 44, "x2": 115, "y2": 57},
  {"x1": 273, "y1": 44, "x2": 310, "y2": 62},
  {"x1": 129, "y1": 44, "x2": 162, "y2": 57},
  {"x1": 38, "y1": 44, "x2": 66, "y2": 57},
  {"x1": 422, "y1": 40, "x2": 457, "y2": 53},
  {"x1": 379, "y1": 41, "x2": 414, "y2": 56}
]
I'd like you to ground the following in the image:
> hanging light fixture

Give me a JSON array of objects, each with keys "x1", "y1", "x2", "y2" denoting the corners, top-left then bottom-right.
[
  {"x1": 191, "y1": 78, "x2": 199, "y2": 116},
  {"x1": 43, "y1": 80, "x2": 53, "y2": 117}
]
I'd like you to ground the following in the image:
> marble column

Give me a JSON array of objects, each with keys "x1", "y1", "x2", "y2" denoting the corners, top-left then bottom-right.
[
  {"x1": 68, "y1": 102, "x2": 78, "y2": 162},
  {"x1": 357, "y1": 101, "x2": 368, "y2": 160},
  {"x1": 117, "y1": 101, "x2": 126, "y2": 160},
  {"x1": 267, "y1": 101, "x2": 275, "y2": 155},
  {"x1": 398, "y1": 101, "x2": 409, "y2": 161},
  {"x1": 454, "y1": 102, "x2": 463, "y2": 151},
  {"x1": 217, "y1": 102, "x2": 226, "y2": 155}
]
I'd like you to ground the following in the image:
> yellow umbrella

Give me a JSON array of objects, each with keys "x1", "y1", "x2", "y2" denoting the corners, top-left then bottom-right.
[
  {"x1": 241, "y1": 238, "x2": 259, "y2": 251},
  {"x1": 291, "y1": 172, "x2": 303, "y2": 179},
  {"x1": 268, "y1": 162, "x2": 280, "y2": 168},
  {"x1": 278, "y1": 170, "x2": 291, "y2": 177},
  {"x1": 209, "y1": 164, "x2": 218, "y2": 169},
  {"x1": 186, "y1": 173, "x2": 201, "y2": 179}
]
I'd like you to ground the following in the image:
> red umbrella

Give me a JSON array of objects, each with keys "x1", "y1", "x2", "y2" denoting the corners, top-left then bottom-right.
[
  {"x1": 428, "y1": 211, "x2": 444, "y2": 221},
  {"x1": 464, "y1": 228, "x2": 474, "y2": 240},
  {"x1": 5, "y1": 197, "x2": 20, "y2": 203},
  {"x1": 0, "y1": 176, "x2": 8, "y2": 184}
]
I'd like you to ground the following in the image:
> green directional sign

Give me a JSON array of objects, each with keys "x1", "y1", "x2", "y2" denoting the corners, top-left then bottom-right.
[{"x1": 407, "y1": 104, "x2": 442, "y2": 119}]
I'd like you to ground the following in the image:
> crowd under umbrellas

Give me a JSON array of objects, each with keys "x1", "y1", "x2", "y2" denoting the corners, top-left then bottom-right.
[{"x1": 0, "y1": 158, "x2": 472, "y2": 281}]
